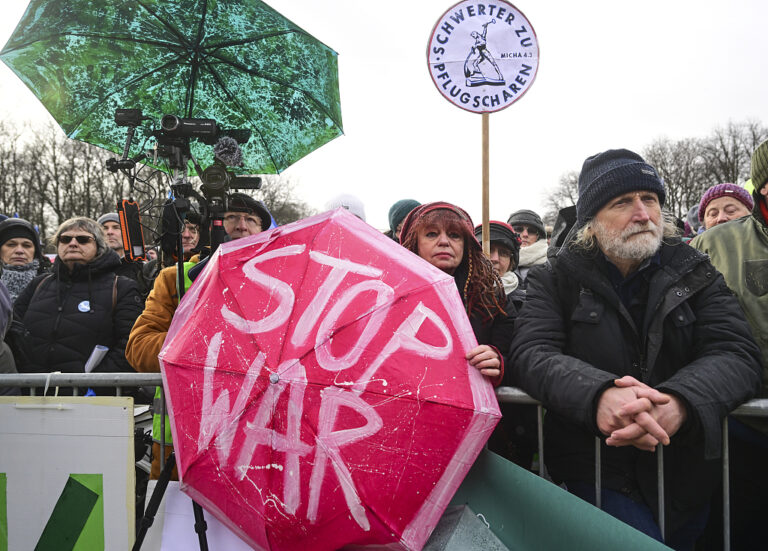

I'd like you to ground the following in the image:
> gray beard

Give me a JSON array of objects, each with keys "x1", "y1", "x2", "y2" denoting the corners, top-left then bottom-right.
[{"x1": 594, "y1": 218, "x2": 663, "y2": 261}]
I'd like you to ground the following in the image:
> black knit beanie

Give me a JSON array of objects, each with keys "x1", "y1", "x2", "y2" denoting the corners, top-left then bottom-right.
[
  {"x1": 0, "y1": 218, "x2": 42, "y2": 259},
  {"x1": 474, "y1": 221, "x2": 521, "y2": 268},
  {"x1": 576, "y1": 149, "x2": 666, "y2": 227}
]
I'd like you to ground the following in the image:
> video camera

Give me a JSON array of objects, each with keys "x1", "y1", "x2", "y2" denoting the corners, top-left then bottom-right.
[
  {"x1": 107, "y1": 108, "x2": 265, "y2": 263},
  {"x1": 108, "y1": 108, "x2": 261, "y2": 200}
]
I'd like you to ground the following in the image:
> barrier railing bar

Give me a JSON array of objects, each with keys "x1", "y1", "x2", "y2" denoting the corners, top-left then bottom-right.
[
  {"x1": 494, "y1": 386, "x2": 540, "y2": 405},
  {"x1": 0, "y1": 373, "x2": 162, "y2": 387},
  {"x1": 725, "y1": 400, "x2": 768, "y2": 416},
  {"x1": 2, "y1": 378, "x2": 764, "y2": 415}
]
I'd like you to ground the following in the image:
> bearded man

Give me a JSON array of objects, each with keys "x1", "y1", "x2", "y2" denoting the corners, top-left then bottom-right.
[{"x1": 509, "y1": 149, "x2": 761, "y2": 549}]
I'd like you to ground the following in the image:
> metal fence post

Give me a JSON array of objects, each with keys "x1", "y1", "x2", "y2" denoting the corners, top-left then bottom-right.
[
  {"x1": 160, "y1": 385, "x2": 166, "y2": 471},
  {"x1": 657, "y1": 444, "x2": 665, "y2": 542},
  {"x1": 722, "y1": 417, "x2": 730, "y2": 551},
  {"x1": 537, "y1": 404, "x2": 546, "y2": 478},
  {"x1": 594, "y1": 437, "x2": 601, "y2": 509}
]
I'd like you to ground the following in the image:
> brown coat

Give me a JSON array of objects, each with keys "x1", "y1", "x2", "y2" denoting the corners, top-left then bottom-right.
[{"x1": 127, "y1": 258, "x2": 197, "y2": 479}]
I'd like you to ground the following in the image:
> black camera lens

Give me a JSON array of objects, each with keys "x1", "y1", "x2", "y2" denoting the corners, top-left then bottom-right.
[{"x1": 160, "y1": 114, "x2": 181, "y2": 132}]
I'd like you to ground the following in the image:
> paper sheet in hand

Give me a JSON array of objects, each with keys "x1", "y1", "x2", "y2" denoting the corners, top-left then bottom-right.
[{"x1": 84, "y1": 345, "x2": 109, "y2": 373}]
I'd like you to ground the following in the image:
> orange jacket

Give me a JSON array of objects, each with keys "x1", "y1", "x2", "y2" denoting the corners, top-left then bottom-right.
[{"x1": 126, "y1": 256, "x2": 198, "y2": 372}]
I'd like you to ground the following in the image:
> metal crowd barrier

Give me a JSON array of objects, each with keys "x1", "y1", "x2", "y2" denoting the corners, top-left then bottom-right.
[
  {"x1": 496, "y1": 386, "x2": 768, "y2": 551},
  {"x1": 0, "y1": 372, "x2": 162, "y2": 394},
  {"x1": 1, "y1": 374, "x2": 766, "y2": 550}
]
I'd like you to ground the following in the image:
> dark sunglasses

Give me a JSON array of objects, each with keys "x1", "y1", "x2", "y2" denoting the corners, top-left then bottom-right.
[{"x1": 58, "y1": 234, "x2": 95, "y2": 245}]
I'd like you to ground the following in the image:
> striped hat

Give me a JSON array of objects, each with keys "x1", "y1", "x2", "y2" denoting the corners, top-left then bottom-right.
[{"x1": 751, "y1": 139, "x2": 768, "y2": 192}]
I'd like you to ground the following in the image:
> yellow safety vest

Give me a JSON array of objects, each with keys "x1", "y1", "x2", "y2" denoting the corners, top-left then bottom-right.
[{"x1": 152, "y1": 261, "x2": 196, "y2": 445}]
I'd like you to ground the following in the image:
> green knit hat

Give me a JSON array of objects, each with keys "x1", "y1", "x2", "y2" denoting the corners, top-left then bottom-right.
[
  {"x1": 751, "y1": 139, "x2": 768, "y2": 192},
  {"x1": 388, "y1": 199, "x2": 420, "y2": 235}
]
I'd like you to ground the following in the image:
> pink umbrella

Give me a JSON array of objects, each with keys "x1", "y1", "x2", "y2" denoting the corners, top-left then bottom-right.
[{"x1": 158, "y1": 209, "x2": 501, "y2": 550}]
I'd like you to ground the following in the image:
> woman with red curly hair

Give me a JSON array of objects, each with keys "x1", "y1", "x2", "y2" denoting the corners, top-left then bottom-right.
[{"x1": 399, "y1": 202, "x2": 514, "y2": 385}]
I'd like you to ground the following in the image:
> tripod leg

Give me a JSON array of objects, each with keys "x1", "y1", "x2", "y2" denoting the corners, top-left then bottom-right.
[
  {"x1": 193, "y1": 502, "x2": 210, "y2": 551},
  {"x1": 133, "y1": 452, "x2": 177, "y2": 551}
]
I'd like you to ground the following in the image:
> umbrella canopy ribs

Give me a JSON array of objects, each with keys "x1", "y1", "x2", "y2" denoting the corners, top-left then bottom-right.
[
  {"x1": 0, "y1": 0, "x2": 343, "y2": 174},
  {"x1": 160, "y1": 210, "x2": 500, "y2": 551}
]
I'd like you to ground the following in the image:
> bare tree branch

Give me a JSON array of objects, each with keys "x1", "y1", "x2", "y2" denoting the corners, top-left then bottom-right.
[{"x1": 542, "y1": 170, "x2": 579, "y2": 225}]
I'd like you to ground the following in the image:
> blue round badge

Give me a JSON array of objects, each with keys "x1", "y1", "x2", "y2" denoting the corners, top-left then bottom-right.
[{"x1": 78, "y1": 300, "x2": 91, "y2": 312}]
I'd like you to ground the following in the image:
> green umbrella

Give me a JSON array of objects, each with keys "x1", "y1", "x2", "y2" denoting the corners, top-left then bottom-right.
[{"x1": 0, "y1": 0, "x2": 343, "y2": 174}]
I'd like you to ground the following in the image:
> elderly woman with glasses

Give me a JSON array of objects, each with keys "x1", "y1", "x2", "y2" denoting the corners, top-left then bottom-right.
[{"x1": 10, "y1": 217, "x2": 142, "y2": 388}]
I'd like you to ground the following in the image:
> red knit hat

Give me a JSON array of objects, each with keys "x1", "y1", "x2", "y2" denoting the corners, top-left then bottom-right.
[
  {"x1": 697, "y1": 183, "x2": 754, "y2": 222},
  {"x1": 399, "y1": 202, "x2": 480, "y2": 251}
]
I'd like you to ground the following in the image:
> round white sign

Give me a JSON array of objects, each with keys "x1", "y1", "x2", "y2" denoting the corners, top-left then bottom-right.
[{"x1": 427, "y1": 1, "x2": 539, "y2": 113}]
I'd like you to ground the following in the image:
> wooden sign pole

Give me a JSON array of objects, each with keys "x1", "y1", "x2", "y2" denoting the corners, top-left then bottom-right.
[
  {"x1": 427, "y1": 1, "x2": 539, "y2": 260},
  {"x1": 482, "y1": 112, "x2": 490, "y2": 256}
]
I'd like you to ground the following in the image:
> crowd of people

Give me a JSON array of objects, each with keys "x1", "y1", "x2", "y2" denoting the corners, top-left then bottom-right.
[{"x1": 1, "y1": 139, "x2": 767, "y2": 550}]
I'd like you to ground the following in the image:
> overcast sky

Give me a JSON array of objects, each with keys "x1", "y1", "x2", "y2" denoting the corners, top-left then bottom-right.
[{"x1": 1, "y1": 0, "x2": 766, "y2": 230}]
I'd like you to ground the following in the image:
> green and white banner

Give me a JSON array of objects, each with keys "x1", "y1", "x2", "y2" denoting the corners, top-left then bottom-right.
[
  {"x1": 451, "y1": 449, "x2": 670, "y2": 550},
  {"x1": 0, "y1": 397, "x2": 134, "y2": 551}
]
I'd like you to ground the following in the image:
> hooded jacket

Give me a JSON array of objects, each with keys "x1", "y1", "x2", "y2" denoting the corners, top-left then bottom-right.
[
  {"x1": 690, "y1": 190, "x2": 768, "y2": 396},
  {"x1": 510, "y1": 239, "x2": 761, "y2": 531},
  {"x1": 12, "y1": 249, "x2": 142, "y2": 375},
  {"x1": 0, "y1": 282, "x2": 18, "y2": 395}
]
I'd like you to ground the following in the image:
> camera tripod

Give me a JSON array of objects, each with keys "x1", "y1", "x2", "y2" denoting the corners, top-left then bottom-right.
[{"x1": 133, "y1": 452, "x2": 209, "y2": 551}]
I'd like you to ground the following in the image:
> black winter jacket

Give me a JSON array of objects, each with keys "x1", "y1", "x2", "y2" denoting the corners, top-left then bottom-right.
[
  {"x1": 453, "y1": 262, "x2": 516, "y2": 384},
  {"x1": 12, "y1": 250, "x2": 143, "y2": 375},
  {"x1": 509, "y1": 239, "x2": 761, "y2": 529},
  {"x1": 114, "y1": 256, "x2": 150, "y2": 299}
]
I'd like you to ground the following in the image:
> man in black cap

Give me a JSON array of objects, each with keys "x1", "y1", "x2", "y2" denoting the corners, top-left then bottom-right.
[
  {"x1": 507, "y1": 209, "x2": 546, "y2": 247},
  {"x1": 126, "y1": 191, "x2": 271, "y2": 480},
  {"x1": 509, "y1": 148, "x2": 761, "y2": 548},
  {"x1": 222, "y1": 192, "x2": 272, "y2": 239}
]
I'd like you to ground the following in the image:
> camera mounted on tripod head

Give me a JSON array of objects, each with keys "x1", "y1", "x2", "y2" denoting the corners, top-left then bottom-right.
[
  {"x1": 109, "y1": 108, "x2": 262, "y2": 203},
  {"x1": 106, "y1": 108, "x2": 265, "y2": 265}
]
